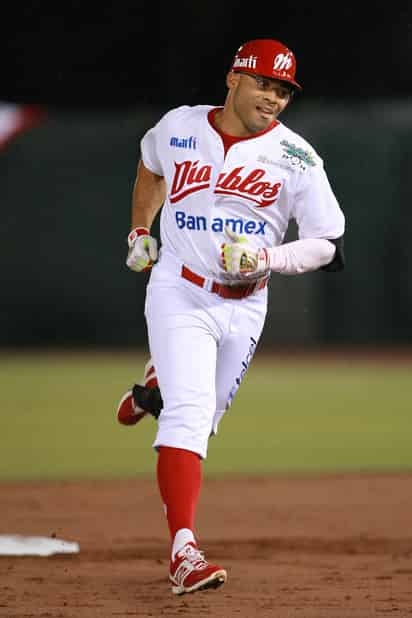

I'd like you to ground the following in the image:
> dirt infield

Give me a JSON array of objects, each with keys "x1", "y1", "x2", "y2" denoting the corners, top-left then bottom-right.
[{"x1": 1, "y1": 474, "x2": 412, "y2": 617}]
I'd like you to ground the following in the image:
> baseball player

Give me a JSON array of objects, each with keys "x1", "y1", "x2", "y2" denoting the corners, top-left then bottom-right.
[{"x1": 117, "y1": 38, "x2": 345, "y2": 595}]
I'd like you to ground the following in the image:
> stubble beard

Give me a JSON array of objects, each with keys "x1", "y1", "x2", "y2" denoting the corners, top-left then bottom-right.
[{"x1": 233, "y1": 96, "x2": 275, "y2": 135}]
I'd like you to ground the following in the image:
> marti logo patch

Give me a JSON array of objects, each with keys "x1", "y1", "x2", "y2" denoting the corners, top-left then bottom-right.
[
  {"x1": 169, "y1": 160, "x2": 282, "y2": 207},
  {"x1": 170, "y1": 136, "x2": 197, "y2": 149}
]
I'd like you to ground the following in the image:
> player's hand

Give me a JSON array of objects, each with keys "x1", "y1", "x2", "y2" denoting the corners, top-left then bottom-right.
[
  {"x1": 126, "y1": 227, "x2": 158, "y2": 272},
  {"x1": 221, "y1": 227, "x2": 271, "y2": 276}
]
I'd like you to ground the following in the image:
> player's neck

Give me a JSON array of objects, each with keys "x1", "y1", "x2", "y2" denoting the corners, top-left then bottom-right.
[{"x1": 213, "y1": 108, "x2": 252, "y2": 138}]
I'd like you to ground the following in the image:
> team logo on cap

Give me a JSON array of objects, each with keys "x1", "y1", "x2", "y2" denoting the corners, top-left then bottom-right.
[{"x1": 273, "y1": 52, "x2": 293, "y2": 72}]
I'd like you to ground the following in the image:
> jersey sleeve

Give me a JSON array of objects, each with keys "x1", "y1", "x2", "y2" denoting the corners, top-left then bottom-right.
[
  {"x1": 140, "y1": 123, "x2": 163, "y2": 176},
  {"x1": 292, "y1": 159, "x2": 345, "y2": 241}
]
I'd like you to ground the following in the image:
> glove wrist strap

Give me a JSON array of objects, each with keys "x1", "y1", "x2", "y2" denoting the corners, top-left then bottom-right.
[{"x1": 128, "y1": 226, "x2": 150, "y2": 247}]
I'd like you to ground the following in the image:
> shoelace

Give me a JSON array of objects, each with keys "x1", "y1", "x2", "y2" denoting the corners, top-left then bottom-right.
[{"x1": 179, "y1": 545, "x2": 208, "y2": 570}]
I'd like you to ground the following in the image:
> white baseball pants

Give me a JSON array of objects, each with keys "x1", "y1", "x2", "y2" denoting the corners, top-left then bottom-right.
[{"x1": 144, "y1": 254, "x2": 268, "y2": 459}]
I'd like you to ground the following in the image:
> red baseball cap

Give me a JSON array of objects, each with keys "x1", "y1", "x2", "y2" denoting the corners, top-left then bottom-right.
[{"x1": 231, "y1": 39, "x2": 302, "y2": 90}]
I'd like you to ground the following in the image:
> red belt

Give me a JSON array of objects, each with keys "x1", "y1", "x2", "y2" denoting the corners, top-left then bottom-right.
[{"x1": 181, "y1": 265, "x2": 268, "y2": 300}]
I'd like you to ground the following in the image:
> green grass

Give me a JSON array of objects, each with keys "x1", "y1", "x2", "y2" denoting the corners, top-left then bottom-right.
[{"x1": 1, "y1": 350, "x2": 411, "y2": 481}]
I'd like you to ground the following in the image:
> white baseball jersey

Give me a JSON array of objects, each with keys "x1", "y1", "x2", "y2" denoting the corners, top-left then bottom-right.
[{"x1": 141, "y1": 104, "x2": 345, "y2": 282}]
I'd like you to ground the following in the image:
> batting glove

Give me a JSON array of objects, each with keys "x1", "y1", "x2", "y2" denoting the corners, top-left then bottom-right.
[
  {"x1": 126, "y1": 227, "x2": 158, "y2": 272},
  {"x1": 221, "y1": 227, "x2": 271, "y2": 276}
]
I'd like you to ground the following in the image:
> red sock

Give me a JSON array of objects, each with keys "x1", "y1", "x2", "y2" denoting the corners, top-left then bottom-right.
[{"x1": 157, "y1": 446, "x2": 201, "y2": 540}]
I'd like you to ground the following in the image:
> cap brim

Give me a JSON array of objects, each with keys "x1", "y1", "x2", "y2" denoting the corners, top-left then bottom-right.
[
  {"x1": 277, "y1": 77, "x2": 302, "y2": 91},
  {"x1": 232, "y1": 68, "x2": 302, "y2": 91}
]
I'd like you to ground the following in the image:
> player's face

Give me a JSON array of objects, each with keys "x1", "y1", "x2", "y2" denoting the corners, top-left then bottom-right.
[{"x1": 227, "y1": 71, "x2": 292, "y2": 134}]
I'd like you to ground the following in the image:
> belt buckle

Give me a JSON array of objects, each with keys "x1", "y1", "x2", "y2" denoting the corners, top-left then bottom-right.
[{"x1": 227, "y1": 282, "x2": 248, "y2": 299}]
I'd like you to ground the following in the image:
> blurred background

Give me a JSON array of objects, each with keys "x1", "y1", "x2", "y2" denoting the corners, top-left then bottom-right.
[
  {"x1": 2, "y1": 1, "x2": 412, "y2": 349},
  {"x1": 1, "y1": 3, "x2": 412, "y2": 480}
]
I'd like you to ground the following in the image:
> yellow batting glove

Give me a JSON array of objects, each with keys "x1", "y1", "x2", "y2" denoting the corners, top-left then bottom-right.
[
  {"x1": 221, "y1": 227, "x2": 271, "y2": 276},
  {"x1": 221, "y1": 227, "x2": 257, "y2": 275}
]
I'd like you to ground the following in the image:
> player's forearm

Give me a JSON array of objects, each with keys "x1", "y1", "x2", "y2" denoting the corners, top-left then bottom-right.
[
  {"x1": 267, "y1": 238, "x2": 336, "y2": 275},
  {"x1": 131, "y1": 161, "x2": 166, "y2": 231}
]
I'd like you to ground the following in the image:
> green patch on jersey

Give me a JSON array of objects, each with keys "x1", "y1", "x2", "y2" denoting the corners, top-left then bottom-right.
[{"x1": 281, "y1": 139, "x2": 316, "y2": 168}]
